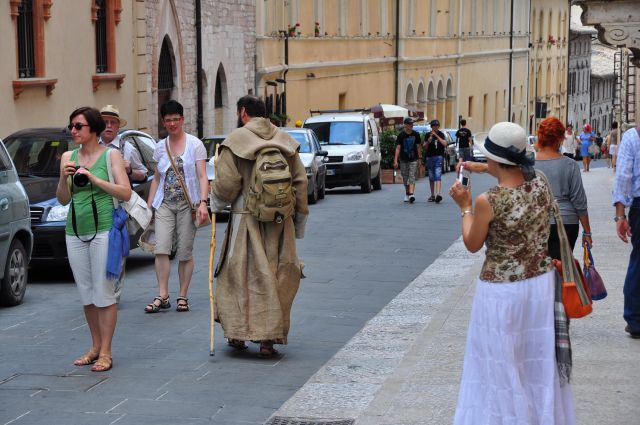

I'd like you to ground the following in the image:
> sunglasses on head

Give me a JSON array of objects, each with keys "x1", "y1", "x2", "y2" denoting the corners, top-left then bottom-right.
[{"x1": 68, "y1": 123, "x2": 89, "y2": 131}]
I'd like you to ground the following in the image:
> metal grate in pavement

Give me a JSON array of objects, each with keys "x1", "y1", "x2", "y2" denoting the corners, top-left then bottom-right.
[{"x1": 265, "y1": 418, "x2": 355, "y2": 425}]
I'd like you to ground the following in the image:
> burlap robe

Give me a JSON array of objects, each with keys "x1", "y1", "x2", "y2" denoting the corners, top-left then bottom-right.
[{"x1": 211, "y1": 118, "x2": 309, "y2": 344}]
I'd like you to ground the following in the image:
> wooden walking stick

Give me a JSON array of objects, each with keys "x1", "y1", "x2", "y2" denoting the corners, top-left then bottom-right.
[{"x1": 208, "y1": 145, "x2": 220, "y2": 356}]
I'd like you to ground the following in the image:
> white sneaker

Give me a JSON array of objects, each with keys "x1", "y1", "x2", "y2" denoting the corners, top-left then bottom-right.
[
  {"x1": 409, "y1": 195, "x2": 415, "y2": 203},
  {"x1": 404, "y1": 195, "x2": 409, "y2": 202}
]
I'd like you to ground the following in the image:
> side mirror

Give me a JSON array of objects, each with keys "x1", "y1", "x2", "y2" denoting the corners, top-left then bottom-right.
[{"x1": 317, "y1": 150, "x2": 328, "y2": 157}]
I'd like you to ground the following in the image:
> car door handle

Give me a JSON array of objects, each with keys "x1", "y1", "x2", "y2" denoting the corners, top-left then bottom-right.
[{"x1": 0, "y1": 198, "x2": 8, "y2": 211}]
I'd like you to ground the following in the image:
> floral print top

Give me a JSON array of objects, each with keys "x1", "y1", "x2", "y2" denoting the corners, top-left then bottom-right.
[
  {"x1": 163, "y1": 156, "x2": 187, "y2": 204},
  {"x1": 480, "y1": 177, "x2": 554, "y2": 283}
]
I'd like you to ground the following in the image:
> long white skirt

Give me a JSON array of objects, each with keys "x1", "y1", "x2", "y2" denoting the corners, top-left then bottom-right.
[{"x1": 454, "y1": 270, "x2": 575, "y2": 425}]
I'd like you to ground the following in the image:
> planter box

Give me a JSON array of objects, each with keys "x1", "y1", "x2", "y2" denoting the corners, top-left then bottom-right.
[
  {"x1": 382, "y1": 168, "x2": 404, "y2": 184},
  {"x1": 382, "y1": 165, "x2": 425, "y2": 184}
]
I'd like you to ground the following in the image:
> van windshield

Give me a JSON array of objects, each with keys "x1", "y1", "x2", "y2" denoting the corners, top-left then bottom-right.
[{"x1": 305, "y1": 122, "x2": 363, "y2": 145}]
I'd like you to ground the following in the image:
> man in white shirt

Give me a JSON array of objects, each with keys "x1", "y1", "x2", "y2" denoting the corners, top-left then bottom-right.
[{"x1": 100, "y1": 105, "x2": 148, "y2": 182}]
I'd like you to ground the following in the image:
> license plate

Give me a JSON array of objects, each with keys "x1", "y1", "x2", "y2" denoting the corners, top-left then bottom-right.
[{"x1": 326, "y1": 169, "x2": 336, "y2": 176}]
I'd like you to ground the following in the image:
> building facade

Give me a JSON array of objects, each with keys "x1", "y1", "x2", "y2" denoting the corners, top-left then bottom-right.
[
  {"x1": 256, "y1": 0, "x2": 532, "y2": 135},
  {"x1": 567, "y1": 5, "x2": 596, "y2": 129},
  {"x1": 528, "y1": 0, "x2": 570, "y2": 134},
  {"x1": 590, "y1": 43, "x2": 616, "y2": 135},
  {"x1": 2, "y1": 0, "x2": 255, "y2": 139}
]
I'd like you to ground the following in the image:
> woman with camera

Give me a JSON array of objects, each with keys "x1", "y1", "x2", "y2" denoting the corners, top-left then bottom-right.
[
  {"x1": 56, "y1": 107, "x2": 132, "y2": 372},
  {"x1": 535, "y1": 117, "x2": 592, "y2": 260},
  {"x1": 449, "y1": 122, "x2": 575, "y2": 424}
]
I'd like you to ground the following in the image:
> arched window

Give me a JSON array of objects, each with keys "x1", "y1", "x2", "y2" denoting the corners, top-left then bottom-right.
[{"x1": 158, "y1": 36, "x2": 175, "y2": 137}]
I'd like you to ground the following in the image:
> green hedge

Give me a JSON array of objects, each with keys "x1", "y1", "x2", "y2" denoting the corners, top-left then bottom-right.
[{"x1": 380, "y1": 129, "x2": 399, "y2": 169}]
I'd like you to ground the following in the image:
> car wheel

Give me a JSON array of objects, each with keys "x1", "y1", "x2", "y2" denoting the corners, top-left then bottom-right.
[
  {"x1": 0, "y1": 239, "x2": 28, "y2": 307},
  {"x1": 360, "y1": 165, "x2": 372, "y2": 193},
  {"x1": 318, "y1": 174, "x2": 326, "y2": 199},
  {"x1": 308, "y1": 177, "x2": 318, "y2": 204},
  {"x1": 372, "y1": 169, "x2": 382, "y2": 190}
]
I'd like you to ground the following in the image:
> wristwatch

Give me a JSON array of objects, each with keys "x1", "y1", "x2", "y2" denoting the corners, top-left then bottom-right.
[{"x1": 614, "y1": 215, "x2": 627, "y2": 222}]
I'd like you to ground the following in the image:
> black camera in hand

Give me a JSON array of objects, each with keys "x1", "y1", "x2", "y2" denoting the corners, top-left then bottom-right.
[{"x1": 73, "y1": 167, "x2": 89, "y2": 187}]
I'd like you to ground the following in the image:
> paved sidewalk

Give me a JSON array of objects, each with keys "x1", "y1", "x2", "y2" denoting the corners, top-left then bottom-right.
[{"x1": 266, "y1": 166, "x2": 639, "y2": 425}]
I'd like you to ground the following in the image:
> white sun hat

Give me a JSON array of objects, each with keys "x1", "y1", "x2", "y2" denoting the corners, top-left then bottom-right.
[{"x1": 476, "y1": 122, "x2": 529, "y2": 166}]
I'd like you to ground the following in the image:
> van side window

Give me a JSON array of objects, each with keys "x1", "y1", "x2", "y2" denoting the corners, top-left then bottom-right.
[
  {"x1": 0, "y1": 144, "x2": 13, "y2": 172},
  {"x1": 367, "y1": 121, "x2": 374, "y2": 146}
]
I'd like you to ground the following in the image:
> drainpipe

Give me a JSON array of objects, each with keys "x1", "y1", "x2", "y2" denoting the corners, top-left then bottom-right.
[
  {"x1": 526, "y1": 0, "x2": 533, "y2": 134},
  {"x1": 195, "y1": 0, "x2": 203, "y2": 138},
  {"x1": 394, "y1": 0, "x2": 400, "y2": 104},
  {"x1": 507, "y1": 0, "x2": 514, "y2": 121},
  {"x1": 282, "y1": 32, "x2": 289, "y2": 115}
]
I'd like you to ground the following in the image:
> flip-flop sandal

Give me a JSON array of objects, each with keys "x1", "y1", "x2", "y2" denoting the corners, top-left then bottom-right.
[
  {"x1": 91, "y1": 356, "x2": 112, "y2": 372},
  {"x1": 73, "y1": 350, "x2": 99, "y2": 366},
  {"x1": 227, "y1": 339, "x2": 248, "y2": 350}
]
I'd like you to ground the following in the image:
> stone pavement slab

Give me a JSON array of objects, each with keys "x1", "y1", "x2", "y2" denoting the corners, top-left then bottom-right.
[{"x1": 267, "y1": 166, "x2": 640, "y2": 425}]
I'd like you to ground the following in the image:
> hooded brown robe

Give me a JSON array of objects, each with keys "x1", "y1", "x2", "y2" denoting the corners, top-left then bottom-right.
[{"x1": 210, "y1": 118, "x2": 309, "y2": 344}]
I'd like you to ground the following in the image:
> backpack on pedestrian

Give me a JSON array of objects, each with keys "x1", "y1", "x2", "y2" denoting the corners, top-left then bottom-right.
[{"x1": 245, "y1": 147, "x2": 296, "y2": 223}]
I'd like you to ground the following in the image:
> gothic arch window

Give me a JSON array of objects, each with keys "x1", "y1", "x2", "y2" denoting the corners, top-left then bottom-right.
[
  {"x1": 214, "y1": 64, "x2": 227, "y2": 108},
  {"x1": 158, "y1": 36, "x2": 175, "y2": 137}
]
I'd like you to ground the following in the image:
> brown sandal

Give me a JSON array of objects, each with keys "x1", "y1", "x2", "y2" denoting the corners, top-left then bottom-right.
[
  {"x1": 73, "y1": 349, "x2": 99, "y2": 366},
  {"x1": 227, "y1": 339, "x2": 247, "y2": 350},
  {"x1": 176, "y1": 297, "x2": 189, "y2": 312},
  {"x1": 145, "y1": 295, "x2": 170, "y2": 313},
  {"x1": 259, "y1": 341, "x2": 279, "y2": 358},
  {"x1": 91, "y1": 355, "x2": 112, "y2": 372}
]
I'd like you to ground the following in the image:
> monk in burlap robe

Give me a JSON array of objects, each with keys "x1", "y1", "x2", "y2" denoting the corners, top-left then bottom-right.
[{"x1": 210, "y1": 96, "x2": 308, "y2": 357}]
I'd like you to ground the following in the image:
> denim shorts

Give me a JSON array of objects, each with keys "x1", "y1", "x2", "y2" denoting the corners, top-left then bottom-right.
[{"x1": 426, "y1": 156, "x2": 443, "y2": 181}]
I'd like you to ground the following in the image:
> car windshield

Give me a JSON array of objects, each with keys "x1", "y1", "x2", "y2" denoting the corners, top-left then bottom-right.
[
  {"x1": 287, "y1": 132, "x2": 312, "y2": 153},
  {"x1": 304, "y1": 122, "x2": 363, "y2": 145},
  {"x1": 202, "y1": 137, "x2": 225, "y2": 159},
  {"x1": 5, "y1": 135, "x2": 76, "y2": 177},
  {"x1": 446, "y1": 130, "x2": 456, "y2": 140}
]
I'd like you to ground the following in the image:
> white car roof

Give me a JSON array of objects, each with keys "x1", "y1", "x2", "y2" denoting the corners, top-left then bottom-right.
[{"x1": 304, "y1": 113, "x2": 369, "y2": 123}]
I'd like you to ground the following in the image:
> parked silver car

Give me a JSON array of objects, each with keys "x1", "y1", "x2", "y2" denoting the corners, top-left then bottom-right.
[
  {"x1": 0, "y1": 139, "x2": 33, "y2": 306},
  {"x1": 284, "y1": 128, "x2": 328, "y2": 204}
]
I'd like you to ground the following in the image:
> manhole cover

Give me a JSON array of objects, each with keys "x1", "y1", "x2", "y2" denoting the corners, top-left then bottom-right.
[{"x1": 265, "y1": 418, "x2": 354, "y2": 425}]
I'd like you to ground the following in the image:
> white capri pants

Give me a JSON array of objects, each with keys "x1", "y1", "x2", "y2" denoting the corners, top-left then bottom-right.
[{"x1": 66, "y1": 231, "x2": 117, "y2": 307}]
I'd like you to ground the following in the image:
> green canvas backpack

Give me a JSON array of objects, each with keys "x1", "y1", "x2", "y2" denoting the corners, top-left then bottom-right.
[{"x1": 245, "y1": 147, "x2": 296, "y2": 223}]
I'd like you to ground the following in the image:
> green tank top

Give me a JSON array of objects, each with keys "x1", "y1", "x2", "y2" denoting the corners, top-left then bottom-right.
[{"x1": 65, "y1": 149, "x2": 114, "y2": 236}]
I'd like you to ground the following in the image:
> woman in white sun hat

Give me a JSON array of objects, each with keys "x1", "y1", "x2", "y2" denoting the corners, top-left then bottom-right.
[{"x1": 449, "y1": 122, "x2": 575, "y2": 424}]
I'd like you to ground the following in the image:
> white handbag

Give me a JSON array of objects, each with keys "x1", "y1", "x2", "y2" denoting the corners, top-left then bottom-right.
[{"x1": 105, "y1": 149, "x2": 153, "y2": 234}]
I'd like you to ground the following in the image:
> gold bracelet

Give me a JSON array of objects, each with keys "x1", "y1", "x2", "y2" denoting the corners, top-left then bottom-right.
[{"x1": 461, "y1": 209, "x2": 473, "y2": 218}]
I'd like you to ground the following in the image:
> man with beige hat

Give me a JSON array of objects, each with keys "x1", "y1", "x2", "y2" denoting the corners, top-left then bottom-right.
[{"x1": 99, "y1": 105, "x2": 148, "y2": 182}]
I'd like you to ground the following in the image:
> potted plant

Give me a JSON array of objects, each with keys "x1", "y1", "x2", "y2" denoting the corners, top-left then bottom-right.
[
  {"x1": 314, "y1": 22, "x2": 321, "y2": 37},
  {"x1": 379, "y1": 129, "x2": 403, "y2": 184}
]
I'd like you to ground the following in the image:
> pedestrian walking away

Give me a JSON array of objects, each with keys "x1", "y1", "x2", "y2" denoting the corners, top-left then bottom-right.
[
  {"x1": 393, "y1": 117, "x2": 422, "y2": 203},
  {"x1": 145, "y1": 100, "x2": 209, "y2": 314},
  {"x1": 449, "y1": 122, "x2": 575, "y2": 424},
  {"x1": 210, "y1": 95, "x2": 309, "y2": 358},
  {"x1": 608, "y1": 121, "x2": 620, "y2": 171},
  {"x1": 535, "y1": 117, "x2": 592, "y2": 261},
  {"x1": 562, "y1": 124, "x2": 577, "y2": 159},
  {"x1": 613, "y1": 125, "x2": 640, "y2": 339},
  {"x1": 56, "y1": 107, "x2": 132, "y2": 373},
  {"x1": 424, "y1": 119, "x2": 447, "y2": 203},
  {"x1": 455, "y1": 119, "x2": 474, "y2": 162}
]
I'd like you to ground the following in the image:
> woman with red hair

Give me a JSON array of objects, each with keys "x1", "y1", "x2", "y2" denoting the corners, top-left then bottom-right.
[
  {"x1": 536, "y1": 117, "x2": 592, "y2": 259},
  {"x1": 578, "y1": 123, "x2": 596, "y2": 172}
]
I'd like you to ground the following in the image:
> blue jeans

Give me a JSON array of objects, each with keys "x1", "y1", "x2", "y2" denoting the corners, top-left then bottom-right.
[
  {"x1": 624, "y1": 198, "x2": 640, "y2": 332},
  {"x1": 426, "y1": 156, "x2": 443, "y2": 182}
]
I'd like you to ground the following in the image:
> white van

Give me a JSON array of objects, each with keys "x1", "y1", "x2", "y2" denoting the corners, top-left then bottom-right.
[{"x1": 303, "y1": 110, "x2": 381, "y2": 193}]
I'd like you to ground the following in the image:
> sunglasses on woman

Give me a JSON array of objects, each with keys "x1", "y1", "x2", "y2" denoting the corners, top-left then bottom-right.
[{"x1": 67, "y1": 123, "x2": 90, "y2": 131}]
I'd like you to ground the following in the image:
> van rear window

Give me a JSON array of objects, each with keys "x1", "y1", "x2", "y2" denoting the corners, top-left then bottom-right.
[{"x1": 305, "y1": 122, "x2": 364, "y2": 145}]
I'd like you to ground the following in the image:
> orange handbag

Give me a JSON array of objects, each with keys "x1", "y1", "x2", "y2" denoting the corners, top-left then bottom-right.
[
  {"x1": 538, "y1": 171, "x2": 593, "y2": 318},
  {"x1": 552, "y1": 258, "x2": 592, "y2": 318}
]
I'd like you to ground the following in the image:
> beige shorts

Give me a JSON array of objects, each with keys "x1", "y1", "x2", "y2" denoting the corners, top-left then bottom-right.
[
  {"x1": 154, "y1": 201, "x2": 196, "y2": 261},
  {"x1": 609, "y1": 144, "x2": 618, "y2": 156}
]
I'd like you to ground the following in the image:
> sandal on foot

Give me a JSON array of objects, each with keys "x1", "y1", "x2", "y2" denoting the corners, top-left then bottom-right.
[
  {"x1": 91, "y1": 355, "x2": 112, "y2": 372},
  {"x1": 73, "y1": 349, "x2": 99, "y2": 366},
  {"x1": 145, "y1": 295, "x2": 170, "y2": 313},
  {"x1": 227, "y1": 339, "x2": 247, "y2": 350},
  {"x1": 259, "y1": 341, "x2": 279, "y2": 358},
  {"x1": 176, "y1": 297, "x2": 189, "y2": 312}
]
